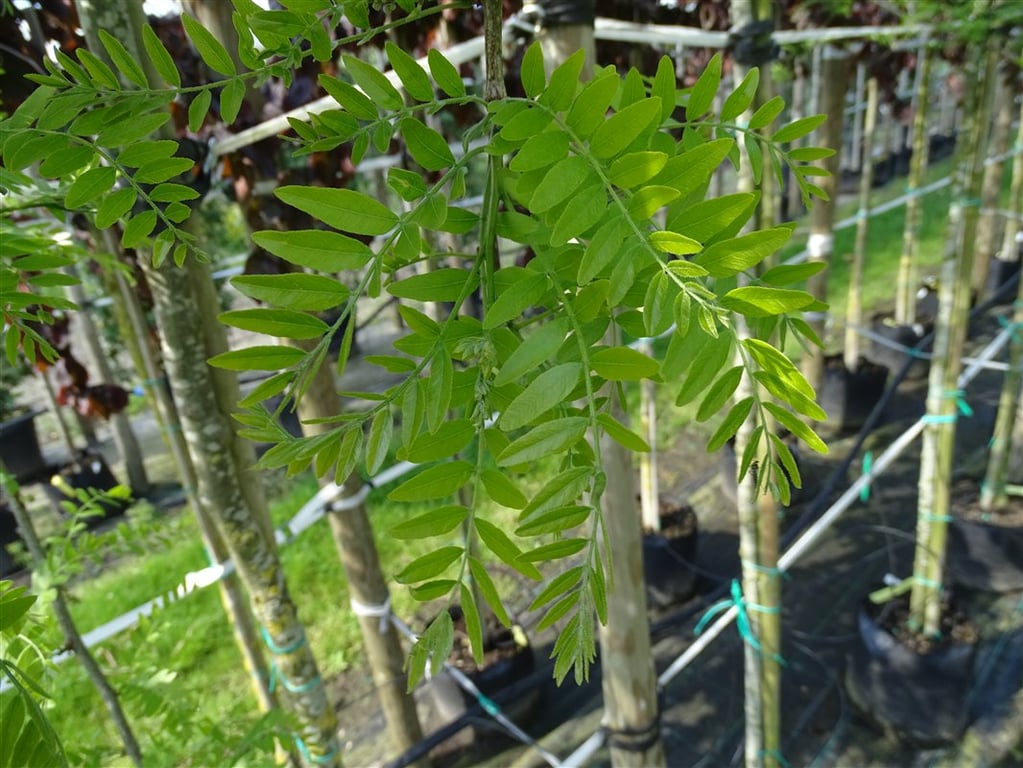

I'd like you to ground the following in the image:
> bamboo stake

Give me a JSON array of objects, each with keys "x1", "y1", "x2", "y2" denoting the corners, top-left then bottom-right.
[
  {"x1": 895, "y1": 42, "x2": 933, "y2": 325},
  {"x1": 845, "y1": 78, "x2": 878, "y2": 370},
  {"x1": 639, "y1": 338, "x2": 660, "y2": 533},
  {"x1": 5, "y1": 484, "x2": 143, "y2": 766}
]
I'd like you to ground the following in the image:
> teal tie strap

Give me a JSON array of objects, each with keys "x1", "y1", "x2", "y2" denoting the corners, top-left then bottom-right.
[
  {"x1": 860, "y1": 451, "x2": 873, "y2": 502},
  {"x1": 944, "y1": 389, "x2": 973, "y2": 417},
  {"x1": 695, "y1": 579, "x2": 784, "y2": 664}
]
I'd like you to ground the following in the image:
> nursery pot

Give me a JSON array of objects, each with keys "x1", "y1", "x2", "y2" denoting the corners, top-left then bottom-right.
[
  {"x1": 41, "y1": 451, "x2": 128, "y2": 526},
  {"x1": 866, "y1": 318, "x2": 931, "y2": 381},
  {"x1": 985, "y1": 254, "x2": 1020, "y2": 303},
  {"x1": 817, "y1": 355, "x2": 889, "y2": 434},
  {"x1": 845, "y1": 595, "x2": 977, "y2": 746},
  {"x1": 947, "y1": 519, "x2": 1023, "y2": 593},
  {"x1": 642, "y1": 501, "x2": 699, "y2": 609},
  {"x1": 0, "y1": 409, "x2": 47, "y2": 484},
  {"x1": 427, "y1": 605, "x2": 538, "y2": 729},
  {"x1": 0, "y1": 500, "x2": 24, "y2": 578}
]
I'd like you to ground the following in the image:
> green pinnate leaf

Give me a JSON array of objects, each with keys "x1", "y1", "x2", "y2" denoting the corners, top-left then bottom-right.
[
  {"x1": 540, "y1": 48, "x2": 584, "y2": 112},
  {"x1": 399, "y1": 118, "x2": 455, "y2": 171},
  {"x1": 772, "y1": 114, "x2": 828, "y2": 144},
  {"x1": 469, "y1": 557, "x2": 511, "y2": 626},
  {"x1": 480, "y1": 469, "x2": 528, "y2": 510},
  {"x1": 566, "y1": 70, "x2": 620, "y2": 139},
  {"x1": 516, "y1": 504, "x2": 591, "y2": 537},
  {"x1": 217, "y1": 308, "x2": 329, "y2": 339},
  {"x1": 497, "y1": 418, "x2": 589, "y2": 467},
  {"x1": 188, "y1": 90, "x2": 212, "y2": 133},
  {"x1": 510, "y1": 132, "x2": 570, "y2": 173},
  {"x1": 95, "y1": 187, "x2": 137, "y2": 228},
  {"x1": 676, "y1": 334, "x2": 734, "y2": 406},
  {"x1": 529, "y1": 566, "x2": 583, "y2": 612},
  {"x1": 520, "y1": 41, "x2": 545, "y2": 99},
  {"x1": 388, "y1": 461, "x2": 474, "y2": 502},
  {"x1": 231, "y1": 273, "x2": 348, "y2": 311},
  {"x1": 551, "y1": 185, "x2": 606, "y2": 246},
  {"x1": 182, "y1": 13, "x2": 236, "y2": 76},
  {"x1": 762, "y1": 402, "x2": 828, "y2": 454},
  {"x1": 38, "y1": 146, "x2": 94, "y2": 179},
  {"x1": 149, "y1": 183, "x2": 201, "y2": 203},
  {"x1": 460, "y1": 584, "x2": 485, "y2": 664},
  {"x1": 390, "y1": 505, "x2": 467, "y2": 540},
  {"x1": 608, "y1": 151, "x2": 669, "y2": 190},
  {"x1": 77, "y1": 48, "x2": 119, "y2": 89},
  {"x1": 652, "y1": 55, "x2": 677, "y2": 122},
  {"x1": 721, "y1": 286, "x2": 815, "y2": 318},
  {"x1": 208, "y1": 345, "x2": 306, "y2": 371},
  {"x1": 590, "y1": 346, "x2": 659, "y2": 381},
  {"x1": 519, "y1": 538, "x2": 588, "y2": 562},
  {"x1": 494, "y1": 317, "x2": 570, "y2": 386},
  {"x1": 121, "y1": 211, "x2": 158, "y2": 248},
  {"x1": 276, "y1": 186, "x2": 398, "y2": 236},
  {"x1": 500, "y1": 363, "x2": 581, "y2": 431},
  {"x1": 696, "y1": 366, "x2": 744, "y2": 422},
  {"x1": 404, "y1": 420, "x2": 474, "y2": 464},
  {"x1": 475, "y1": 519, "x2": 542, "y2": 581},
  {"x1": 529, "y1": 155, "x2": 592, "y2": 213},
  {"x1": 142, "y1": 24, "x2": 180, "y2": 87},
  {"x1": 748, "y1": 95, "x2": 785, "y2": 130},
  {"x1": 220, "y1": 78, "x2": 246, "y2": 124},
  {"x1": 590, "y1": 97, "x2": 662, "y2": 161},
  {"x1": 98, "y1": 30, "x2": 147, "y2": 87},
  {"x1": 118, "y1": 140, "x2": 177, "y2": 168},
  {"x1": 134, "y1": 157, "x2": 195, "y2": 184},
  {"x1": 596, "y1": 413, "x2": 649, "y2": 452},
  {"x1": 649, "y1": 230, "x2": 703, "y2": 257},
  {"x1": 318, "y1": 75, "x2": 377, "y2": 120},
  {"x1": 428, "y1": 48, "x2": 465, "y2": 97},
  {"x1": 387, "y1": 268, "x2": 477, "y2": 303},
  {"x1": 693, "y1": 227, "x2": 792, "y2": 278}
]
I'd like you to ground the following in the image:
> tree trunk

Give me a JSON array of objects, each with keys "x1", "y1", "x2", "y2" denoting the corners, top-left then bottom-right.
[
  {"x1": 800, "y1": 47, "x2": 848, "y2": 395},
  {"x1": 895, "y1": 43, "x2": 933, "y2": 325},
  {"x1": 285, "y1": 338, "x2": 425, "y2": 760},
  {"x1": 638, "y1": 339, "x2": 660, "y2": 532},
  {"x1": 910, "y1": 34, "x2": 997, "y2": 636},
  {"x1": 6, "y1": 486, "x2": 143, "y2": 767},
  {"x1": 844, "y1": 78, "x2": 878, "y2": 370}
]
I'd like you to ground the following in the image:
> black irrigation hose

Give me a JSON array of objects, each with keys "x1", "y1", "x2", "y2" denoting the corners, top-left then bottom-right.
[{"x1": 384, "y1": 273, "x2": 1021, "y2": 768}]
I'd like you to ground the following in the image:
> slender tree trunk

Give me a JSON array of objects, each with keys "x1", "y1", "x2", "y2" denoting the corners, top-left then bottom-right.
[
  {"x1": 981, "y1": 92, "x2": 1023, "y2": 513},
  {"x1": 910, "y1": 33, "x2": 997, "y2": 636},
  {"x1": 800, "y1": 47, "x2": 848, "y2": 394},
  {"x1": 845, "y1": 78, "x2": 878, "y2": 370},
  {"x1": 971, "y1": 64, "x2": 1014, "y2": 298},
  {"x1": 638, "y1": 339, "x2": 660, "y2": 532},
  {"x1": 285, "y1": 339, "x2": 425, "y2": 760},
  {"x1": 6, "y1": 487, "x2": 143, "y2": 766},
  {"x1": 895, "y1": 43, "x2": 933, "y2": 325}
]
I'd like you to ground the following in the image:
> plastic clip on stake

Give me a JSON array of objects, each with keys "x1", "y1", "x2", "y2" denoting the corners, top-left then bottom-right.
[{"x1": 350, "y1": 595, "x2": 391, "y2": 634}]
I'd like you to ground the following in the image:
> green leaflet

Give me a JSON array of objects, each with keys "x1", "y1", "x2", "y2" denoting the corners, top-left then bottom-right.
[
  {"x1": 590, "y1": 346, "x2": 659, "y2": 381},
  {"x1": 676, "y1": 333, "x2": 733, "y2": 406},
  {"x1": 529, "y1": 155, "x2": 592, "y2": 213},
  {"x1": 405, "y1": 420, "x2": 474, "y2": 464},
  {"x1": 469, "y1": 557, "x2": 511, "y2": 626},
  {"x1": 318, "y1": 75, "x2": 377, "y2": 120},
  {"x1": 142, "y1": 24, "x2": 180, "y2": 87},
  {"x1": 207, "y1": 345, "x2": 306, "y2": 371},
  {"x1": 385, "y1": 41, "x2": 433, "y2": 102},
  {"x1": 399, "y1": 118, "x2": 455, "y2": 171},
  {"x1": 653, "y1": 138, "x2": 733, "y2": 199},
  {"x1": 231, "y1": 273, "x2": 348, "y2": 311},
  {"x1": 494, "y1": 317, "x2": 570, "y2": 387},
  {"x1": 149, "y1": 183, "x2": 200, "y2": 203},
  {"x1": 480, "y1": 469, "x2": 528, "y2": 510},
  {"x1": 510, "y1": 132, "x2": 571, "y2": 173},
  {"x1": 64, "y1": 167, "x2": 116, "y2": 210},
  {"x1": 720, "y1": 67, "x2": 759, "y2": 122},
  {"x1": 773, "y1": 114, "x2": 828, "y2": 144},
  {"x1": 425, "y1": 354, "x2": 453, "y2": 433},
  {"x1": 500, "y1": 363, "x2": 581, "y2": 431},
  {"x1": 428, "y1": 48, "x2": 465, "y2": 98},
  {"x1": 497, "y1": 417, "x2": 588, "y2": 467},
  {"x1": 388, "y1": 460, "x2": 474, "y2": 502},
  {"x1": 188, "y1": 90, "x2": 212, "y2": 133},
  {"x1": 696, "y1": 366, "x2": 744, "y2": 422},
  {"x1": 590, "y1": 97, "x2": 662, "y2": 160},
  {"x1": 753, "y1": 371, "x2": 827, "y2": 422},
  {"x1": 706, "y1": 396, "x2": 755, "y2": 452},
  {"x1": 220, "y1": 79, "x2": 246, "y2": 124},
  {"x1": 181, "y1": 13, "x2": 235, "y2": 75},
  {"x1": 743, "y1": 338, "x2": 816, "y2": 401},
  {"x1": 539, "y1": 48, "x2": 585, "y2": 112},
  {"x1": 529, "y1": 566, "x2": 583, "y2": 612},
  {"x1": 565, "y1": 70, "x2": 620, "y2": 139},
  {"x1": 118, "y1": 140, "x2": 176, "y2": 168},
  {"x1": 252, "y1": 229, "x2": 373, "y2": 271},
  {"x1": 276, "y1": 186, "x2": 398, "y2": 236},
  {"x1": 121, "y1": 211, "x2": 157, "y2": 248},
  {"x1": 763, "y1": 402, "x2": 829, "y2": 454},
  {"x1": 667, "y1": 193, "x2": 757, "y2": 245},
  {"x1": 218, "y1": 309, "x2": 328, "y2": 340},
  {"x1": 516, "y1": 504, "x2": 591, "y2": 537},
  {"x1": 649, "y1": 230, "x2": 703, "y2": 256},
  {"x1": 693, "y1": 227, "x2": 792, "y2": 278},
  {"x1": 484, "y1": 271, "x2": 548, "y2": 329},
  {"x1": 134, "y1": 158, "x2": 194, "y2": 185},
  {"x1": 520, "y1": 41, "x2": 545, "y2": 99},
  {"x1": 652, "y1": 56, "x2": 677, "y2": 122},
  {"x1": 687, "y1": 52, "x2": 721, "y2": 118},
  {"x1": 38, "y1": 146, "x2": 93, "y2": 178},
  {"x1": 390, "y1": 505, "x2": 467, "y2": 540},
  {"x1": 628, "y1": 185, "x2": 680, "y2": 219},
  {"x1": 395, "y1": 546, "x2": 463, "y2": 584},
  {"x1": 238, "y1": 371, "x2": 294, "y2": 408},
  {"x1": 342, "y1": 53, "x2": 403, "y2": 110},
  {"x1": 596, "y1": 413, "x2": 649, "y2": 452},
  {"x1": 475, "y1": 518, "x2": 542, "y2": 580},
  {"x1": 387, "y1": 268, "x2": 477, "y2": 303},
  {"x1": 721, "y1": 286, "x2": 816, "y2": 318},
  {"x1": 759, "y1": 262, "x2": 827, "y2": 286},
  {"x1": 608, "y1": 151, "x2": 669, "y2": 190},
  {"x1": 94, "y1": 188, "x2": 136, "y2": 229},
  {"x1": 578, "y1": 217, "x2": 628, "y2": 284},
  {"x1": 551, "y1": 184, "x2": 606, "y2": 246}
]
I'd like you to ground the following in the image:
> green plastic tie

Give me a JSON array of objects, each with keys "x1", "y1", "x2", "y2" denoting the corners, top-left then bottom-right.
[
  {"x1": 762, "y1": 748, "x2": 794, "y2": 768},
  {"x1": 998, "y1": 315, "x2": 1023, "y2": 343},
  {"x1": 923, "y1": 512, "x2": 953, "y2": 523},
  {"x1": 261, "y1": 626, "x2": 307, "y2": 655},
  {"x1": 944, "y1": 389, "x2": 973, "y2": 417},
  {"x1": 913, "y1": 575, "x2": 941, "y2": 589},
  {"x1": 741, "y1": 560, "x2": 788, "y2": 579},
  {"x1": 478, "y1": 693, "x2": 499, "y2": 717},
  {"x1": 922, "y1": 413, "x2": 956, "y2": 424},
  {"x1": 956, "y1": 197, "x2": 982, "y2": 208},
  {"x1": 695, "y1": 580, "x2": 785, "y2": 664},
  {"x1": 860, "y1": 451, "x2": 873, "y2": 502},
  {"x1": 268, "y1": 662, "x2": 321, "y2": 694}
]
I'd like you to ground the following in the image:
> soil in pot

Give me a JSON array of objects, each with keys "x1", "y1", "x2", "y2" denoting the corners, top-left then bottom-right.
[
  {"x1": 642, "y1": 498, "x2": 699, "y2": 610},
  {"x1": 845, "y1": 591, "x2": 979, "y2": 747},
  {"x1": 946, "y1": 483, "x2": 1023, "y2": 593},
  {"x1": 41, "y1": 451, "x2": 129, "y2": 526},
  {"x1": 817, "y1": 355, "x2": 888, "y2": 434},
  {"x1": 426, "y1": 604, "x2": 538, "y2": 732}
]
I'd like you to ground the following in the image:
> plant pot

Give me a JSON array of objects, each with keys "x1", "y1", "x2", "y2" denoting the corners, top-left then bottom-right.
[
  {"x1": 426, "y1": 605, "x2": 537, "y2": 729},
  {"x1": 0, "y1": 409, "x2": 47, "y2": 484},
  {"x1": 0, "y1": 501, "x2": 24, "y2": 578},
  {"x1": 946, "y1": 519, "x2": 1023, "y2": 593},
  {"x1": 817, "y1": 355, "x2": 888, "y2": 434},
  {"x1": 642, "y1": 500, "x2": 699, "y2": 609},
  {"x1": 866, "y1": 318, "x2": 931, "y2": 381},
  {"x1": 845, "y1": 595, "x2": 977, "y2": 747},
  {"x1": 985, "y1": 254, "x2": 1021, "y2": 304},
  {"x1": 41, "y1": 451, "x2": 128, "y2": 526}
]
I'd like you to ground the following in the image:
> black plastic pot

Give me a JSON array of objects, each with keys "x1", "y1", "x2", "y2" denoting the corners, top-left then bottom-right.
[
  {"x1": 427, "y1": 606, "x2": 538, "y2": 728},
  {"x1": 41, "y1": 452, "x2": 128, "y2": 526},
  {"x1": 0, "y1": 501, "x2": 24, "y2": 578},
  {"x1": 947, "y1": 519, "x2": 1023, "y2": 593},
  {"x1": 817, "y1": 355, "x2": 888, "y2": 434},
  {"x1": 985, "y1": 255, "x2": 1021, "y2": 303},
  {"x1": 642, "y1": 501, "x2": 699, "y2": 609},
  {"x1": 0, "y1": 409, "x2": 47, "y2": 484},
  {"x1": 845, "y1": 599, "x2": 977, "y2": 746},
  {"x1": 866, "y1": 318, "x2": 931, "y2": 381}
]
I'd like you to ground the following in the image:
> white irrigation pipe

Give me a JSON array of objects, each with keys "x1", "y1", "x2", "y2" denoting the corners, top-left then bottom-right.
[{"x1": 563, "y1": 322, "x2": 1017, "y2": 768}]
